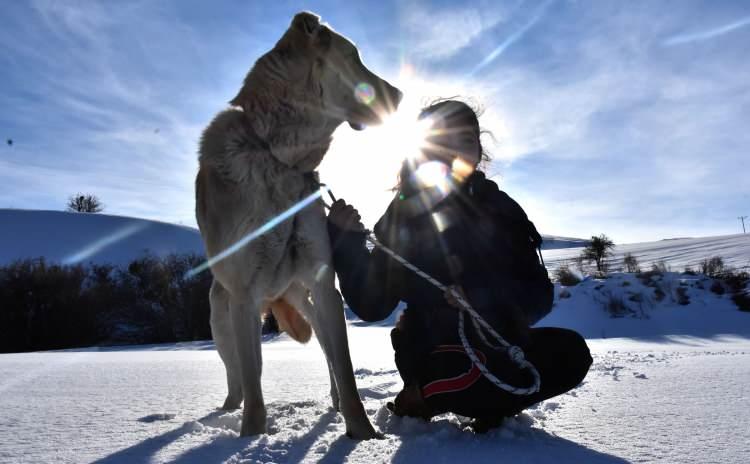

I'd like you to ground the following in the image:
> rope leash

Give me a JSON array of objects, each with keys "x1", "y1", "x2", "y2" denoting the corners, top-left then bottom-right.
[{"x1": 324, "y1": 188, "x2": 541, "y2": 396}]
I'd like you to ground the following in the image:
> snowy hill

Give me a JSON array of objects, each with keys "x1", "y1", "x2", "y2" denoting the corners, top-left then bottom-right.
[
  {"x1": 0, "y1": 209, "x2": 204, "y2": 266},
  {"x1": 543, "y1": 233, "x2": 750, "y2": 272},
  {"x1": 540, "y1": 235, "x2": 590, "y2": 250},
  {"x1": 539, "y1": 272, "x2": 750, "y2": 339}
]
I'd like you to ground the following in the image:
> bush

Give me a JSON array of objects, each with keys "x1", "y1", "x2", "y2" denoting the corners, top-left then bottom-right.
[
  {"x1": 710, "y1": 281, "x2": 725, "y2": 295},
  {"x1": 66, "y1": 193, "x2": 104, "y2": 213},
  {"x1": 651, "y1": 260, "x2": 670, "y2": 274},
  {"x1": 554, "y1": 264, "x2": 582, "y2": 286},
  {"x1": 623, "y1": 253, "x2": 640, "y2": 273},
  {"x1": 0, "y1": 253, "x2": 212, "y2": 353},
  {"x1": 700, "y1": 256, "x2": 724, "y2": 277},
  {"x1": 603, "y1": 292, "x2": 631, "y2": 318},
  {"x1": 581, "y1": 234, "x2": 615, "y2": 273},
  {"x1": 0, "y1": 258, "x2": 98, "y2": 352},
  {"x1": 733, "y1": 292, "x2": 750, "y2": 312},
  {"x1": 720, "y1": 270, "x2": 749, "y2": 293},
  {"x1": 675, "y1": 287, "x2": 690, "y2": 305}
]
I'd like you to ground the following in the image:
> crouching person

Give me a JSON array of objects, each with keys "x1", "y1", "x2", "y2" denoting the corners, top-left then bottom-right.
[{"x1": 328, "y1": 100, "x2": 592, "y2": 431}]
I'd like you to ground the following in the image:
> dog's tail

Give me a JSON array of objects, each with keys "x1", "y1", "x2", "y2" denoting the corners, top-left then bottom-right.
[{"x1": 268, "y1": 298, "x2": 312, "y2": 343}]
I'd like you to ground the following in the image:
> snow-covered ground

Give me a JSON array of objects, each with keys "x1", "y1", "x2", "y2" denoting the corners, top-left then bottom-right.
[
  {"x1": 3, "y1": 267, "x2": 750, "y2": 464},
  {"x1": 0, "y1": 209, "x2": 204, "y2": 266},
  {"x1": 1, "y1": 326, "x2": 748, "y2": 464}
]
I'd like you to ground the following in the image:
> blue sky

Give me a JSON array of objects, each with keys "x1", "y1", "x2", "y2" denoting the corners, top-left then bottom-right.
[{"x1": 1, "y1": 0, "x2": 749, "y2": 243}]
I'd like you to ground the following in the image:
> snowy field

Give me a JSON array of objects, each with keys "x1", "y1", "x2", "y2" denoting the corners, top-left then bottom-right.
[
  {"x1": 1, "y1": 323, "x2": 749, "y2": 463},
  {"x1": 542, "y1": 233, "x2": 750, "y2": 273}
]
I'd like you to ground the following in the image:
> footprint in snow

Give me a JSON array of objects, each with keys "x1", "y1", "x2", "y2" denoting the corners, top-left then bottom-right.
[{"x1": 138, "y1": 413, "x2": 176, "y2": 423}]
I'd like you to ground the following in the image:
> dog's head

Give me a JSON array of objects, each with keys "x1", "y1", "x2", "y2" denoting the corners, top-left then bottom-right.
[{"x1": 233, "y1": 12, "x2": 402, "y2": 131}]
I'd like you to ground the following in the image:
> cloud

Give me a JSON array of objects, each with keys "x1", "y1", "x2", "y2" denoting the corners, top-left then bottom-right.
[
  {"x1": 458, "y1": 3, "x2": 750, "y2": 241},
  {"x1": 664, "y1": 15, "x2": 750, "y2": 46},
  {"x1": 467, "y1": 0, "x2": 554, "y2": 76},
  {"x1": 0, "y1": 1, "x2": 242, "y2": 226},
  {"x1": 399, "y1": 1, "x2": 517, "y2": 61}
]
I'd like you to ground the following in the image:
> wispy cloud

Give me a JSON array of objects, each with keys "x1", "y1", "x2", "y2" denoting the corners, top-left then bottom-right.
[
  {"x1": 399, "y1": 1, "x2": 518, "y2": 61},
  {"x1": 467, "y1": 0, "x2": 555, "y2": 76},
  {"x1": 664, "y1": 15, "x2": 750, "y2": 46},
  {"x1": 0, "y1": 1, "x2": 245, "y2": 226}
]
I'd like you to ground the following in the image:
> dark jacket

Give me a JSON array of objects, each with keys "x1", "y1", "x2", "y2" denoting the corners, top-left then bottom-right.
[{"x1": 328, "y1": 171, "x2": 553, "y2": 385}]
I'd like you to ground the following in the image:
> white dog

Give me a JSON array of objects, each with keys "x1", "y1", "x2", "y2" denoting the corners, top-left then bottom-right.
[{"x1": 195, "y1": 12, "x2": 401, "y2": 438}]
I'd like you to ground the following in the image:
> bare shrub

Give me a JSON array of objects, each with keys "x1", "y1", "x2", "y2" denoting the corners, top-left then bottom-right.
[
  {"x1": 66, "y1": 193, "x2": 104, "y2": 213},
  {"x1": 555, "y1": 264, "x2": 581, "y2": 286},
  {"x1": 710, "y1": 281, "x2": 725, "y2": 295},
  {"x1": 675, "y1": 287, "x2": 690, "y2": 305},
  {"x1": 700, "y1": 256, "x2": 725, "y2": 277},
  {"x1": 623, "y1": 253, "x2": 640, "y2": 273},
  {"x1": 651, "y1": 260, "x2": 670, "y2": 273},
  {"x1": 733, "y1": 292, "x2": 750, "y2": 312},
  {"x1": 603, "y1": 292, "x2": 632, "y2": 318}
]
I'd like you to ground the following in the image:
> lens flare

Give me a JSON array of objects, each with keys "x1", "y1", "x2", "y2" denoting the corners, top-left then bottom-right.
[
  {"x1": 63, "y1": 222, "x2": 147, "y2": 265},
  {"x1": 451, "y1": 157, "x2": 475, "y2": 182},
  {"x1": 414, "y1": 160, "x2": 451, "y2": 189},
  {"x1": 354, "y1": 82, "x2": 376, "y2": 105},
  {"x1": 185, "y1": 187, "x2": 327, "y2": 279}
]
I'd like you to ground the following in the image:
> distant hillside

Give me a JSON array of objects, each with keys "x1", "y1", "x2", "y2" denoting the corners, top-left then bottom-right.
[
  {"x1": 0, "y1": 209, "x2": 204, "y2": 266},
  {"x1": 542, "y1": 233, "x2": 750, "y2": 272},
  {"x1": 541, "y1": 235, "x2": 590, "y2": 250}
]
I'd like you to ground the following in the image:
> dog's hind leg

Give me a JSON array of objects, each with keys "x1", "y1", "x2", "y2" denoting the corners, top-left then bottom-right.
[
  {"x1": 283, "y1": 282, "x2": 340, "y2": 411},
  {"x1": 209, "y1": 279, "x2": 243, "y2": 410},
  {"x1": 229, "y1": 288, "x2": 267, "y2": 437},
  {"x1": 308, "y1": 268, "x2": 381, "y2": 439}
]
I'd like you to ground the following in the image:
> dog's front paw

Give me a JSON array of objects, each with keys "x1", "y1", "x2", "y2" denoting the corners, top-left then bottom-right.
[
  {"x1": 221, "y1": 396, "x2": 242, "y2": 411},
  {"x1": 239, "y1": 420, "x2": 267, "y2": 437},
  {"x1": 345, "y1": 421, "x2": 383, "y2": 440},
  {"x1": 239, "y1": 406, "x2": 267, "y2": 437}
]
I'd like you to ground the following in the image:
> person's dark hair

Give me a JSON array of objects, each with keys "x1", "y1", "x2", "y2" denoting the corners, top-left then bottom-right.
[
  {"x1": 418, "y1": 97, "x2": 493, "y2": 166},
  {"x1": 394, "y1": 97, "x2": 493, "y2": 191}
]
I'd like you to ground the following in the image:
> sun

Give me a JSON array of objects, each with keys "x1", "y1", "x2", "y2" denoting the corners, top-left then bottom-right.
[{"x1": 319, "y1": 65, "x2": 476, "y2": 227}]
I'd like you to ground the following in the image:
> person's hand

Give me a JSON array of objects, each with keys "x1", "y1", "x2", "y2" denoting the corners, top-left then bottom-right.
[
  {"x1": 328, "y1": 199, "x2": 365, "y2": 233},
  {"x1": 443, "y1": 285, "x2": 467, "y2": 309}
]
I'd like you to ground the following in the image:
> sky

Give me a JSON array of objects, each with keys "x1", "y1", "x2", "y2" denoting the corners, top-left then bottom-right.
[{"x1": 1, "y1": 0, "x2": 749, "y2": 243}]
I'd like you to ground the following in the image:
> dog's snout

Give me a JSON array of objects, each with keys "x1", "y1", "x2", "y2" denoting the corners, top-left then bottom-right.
[
  {"x1": 393, "y1": 87, "x2": 404, "y2": 106},
  {"x1": 379, "y1": 81, "x2": 402, "y2": 112}
]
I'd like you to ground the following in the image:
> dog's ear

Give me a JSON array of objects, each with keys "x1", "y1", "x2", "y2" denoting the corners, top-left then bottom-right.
[{"x1": 291, "y1": 11, "x2": 320, "y2": 36}]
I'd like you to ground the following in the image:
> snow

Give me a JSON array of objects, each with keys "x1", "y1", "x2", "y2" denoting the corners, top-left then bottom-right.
[
  {"x1": 0, "y1": 209, "x2": 204, "y2": 266},
  {"x1": 538, "y1": 272, "x2": 750, "y2": 339},
  {"x1": 2, "y1": 211, "x2": 750, "y2": 462},
  {"x1": 1, "y1": 324, "x2": 749, "y2": 463}
]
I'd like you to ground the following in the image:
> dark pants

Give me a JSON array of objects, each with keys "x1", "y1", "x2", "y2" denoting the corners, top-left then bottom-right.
[{"x1": 396, "y1": 327, "x2": 593, "y2": 420}]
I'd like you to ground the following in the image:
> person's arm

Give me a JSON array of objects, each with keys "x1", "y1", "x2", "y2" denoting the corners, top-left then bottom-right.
[{"x1": 328, "y1": 200, "x2": 404, "y2": 322}]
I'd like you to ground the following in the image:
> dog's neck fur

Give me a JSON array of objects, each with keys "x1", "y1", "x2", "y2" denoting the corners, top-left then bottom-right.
[{"x1": 234, "y1": 52, "x2": 343, "y2": 173}]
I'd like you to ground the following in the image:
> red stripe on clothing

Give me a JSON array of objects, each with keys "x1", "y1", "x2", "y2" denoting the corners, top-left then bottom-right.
[{"x1": 422, "y1": 345, "x2": 487, "y2": 399}]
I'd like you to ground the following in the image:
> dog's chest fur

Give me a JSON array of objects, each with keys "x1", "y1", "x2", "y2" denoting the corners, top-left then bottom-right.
[{"x1": 198, "y1": 109, "x2": 327, "y2": 283}]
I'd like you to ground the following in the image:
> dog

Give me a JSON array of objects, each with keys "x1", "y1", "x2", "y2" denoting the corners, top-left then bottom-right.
[{"x1": 195, "y1": 12, "x2": 401, "y2": 438}]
